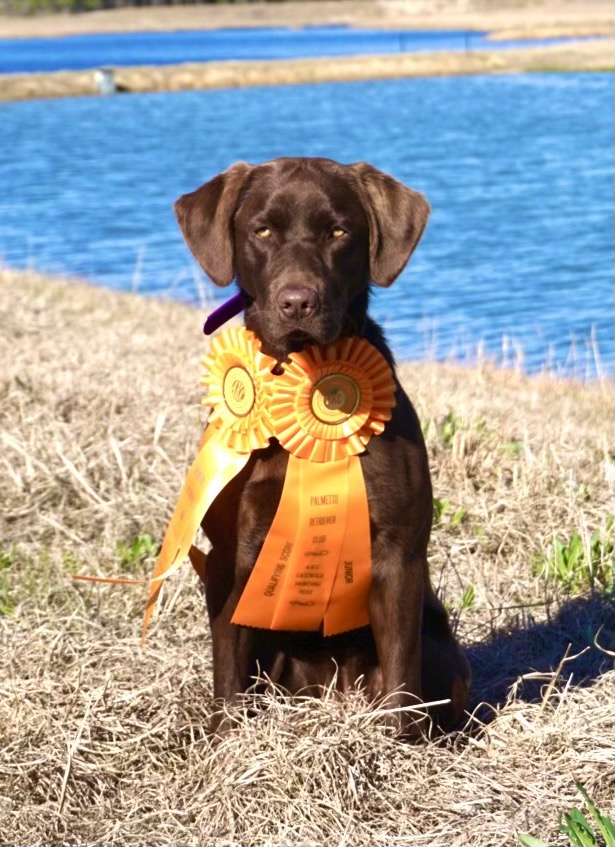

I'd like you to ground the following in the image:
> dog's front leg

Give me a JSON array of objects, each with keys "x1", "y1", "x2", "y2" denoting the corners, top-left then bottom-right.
[
  {"x1": 368, "y1": 547, "x2": 425, "y2": 737},
  {"x1": 204, "y1": 547, "x2": 255, "y2": 736}
]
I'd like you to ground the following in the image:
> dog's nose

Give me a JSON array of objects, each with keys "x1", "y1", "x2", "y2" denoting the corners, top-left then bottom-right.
[{"x1": 276, "y1": 286, "x2": 319, "y2": 321}]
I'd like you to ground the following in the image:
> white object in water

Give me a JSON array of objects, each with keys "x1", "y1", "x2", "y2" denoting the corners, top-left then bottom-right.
[{"x1": 94, "y1": 67, "x2": 116, "y2": 96}]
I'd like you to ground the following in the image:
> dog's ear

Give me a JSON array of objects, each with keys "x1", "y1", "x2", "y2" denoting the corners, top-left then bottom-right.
[
  {"x1": 349, "y1": 162, "x2": 430, "y2": 287},
  {"x1": 174, "y1": 162, "x2": 252, "y2": 287}
]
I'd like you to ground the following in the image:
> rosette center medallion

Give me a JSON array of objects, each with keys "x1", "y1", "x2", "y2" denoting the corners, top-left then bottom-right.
[
  {"x1": 223, "y1": 366, "x2": 255, "y2": 417},
  {"x1": 311, "y1": 374, "x2": 361, "y2": 425}
]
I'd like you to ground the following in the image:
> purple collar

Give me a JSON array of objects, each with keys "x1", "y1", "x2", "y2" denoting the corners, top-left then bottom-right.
[{"x1": 203, "y1": 293, "x2": 244, "y2": 335}]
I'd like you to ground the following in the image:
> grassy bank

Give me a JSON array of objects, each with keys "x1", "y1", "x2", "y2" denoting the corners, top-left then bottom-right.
[
  {"x1": 0, "y1": 268, "x2": 613, "y2": 845},
  {"x1": 1, "y1": 38, "x2": 613, "y2": 102}
]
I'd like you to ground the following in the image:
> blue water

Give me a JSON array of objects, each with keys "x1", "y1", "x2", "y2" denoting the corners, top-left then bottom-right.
[
  {"x1": 0, "y1": 27, "x2": 602, "y2": 74},
  {"x1": 0, "y1": 73, "x2": 612, "y2": 377}
]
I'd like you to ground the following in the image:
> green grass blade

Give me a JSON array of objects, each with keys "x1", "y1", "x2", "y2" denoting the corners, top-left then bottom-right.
[
  {"x1": 519, "y1": 835, "x2": 549, "y2": 847},
  {"x1": 574, "y1": 782, "x2": 615, "y2": 846},
  {"x1": 560, "y1": 811, "x2": 596, "y2": 846}
]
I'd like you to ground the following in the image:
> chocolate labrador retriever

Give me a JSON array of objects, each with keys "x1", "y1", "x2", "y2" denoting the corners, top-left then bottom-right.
[{"x1": 175, "y1": 157, "x2": 470, "y2": 735}]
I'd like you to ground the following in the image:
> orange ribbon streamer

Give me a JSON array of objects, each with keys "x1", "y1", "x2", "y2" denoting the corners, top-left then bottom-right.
[
  {"x1": 141, "y1": 428, "x2": 251, "y2": 639},
  {"x1": 321, "y1": 453, "x2": 372, "y2": 634},
  {"x1": 231, "y1": 452, "x2": 371, "y2": 635}
]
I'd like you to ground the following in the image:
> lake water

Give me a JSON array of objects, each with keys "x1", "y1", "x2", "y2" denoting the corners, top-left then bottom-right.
[
  {"x1": 0, "y1": 72, "x2": 612, "y2": 377},
  {"x1": 0, "y1": 27, "x2": 598, "y2": 73}
]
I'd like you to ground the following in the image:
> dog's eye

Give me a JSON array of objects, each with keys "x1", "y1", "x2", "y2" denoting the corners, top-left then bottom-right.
[
  {"x1": 330, "y1": 226, "x2": 346, "y2": 239},
  {"x1": 255, "y1": 226, "x2": 272, "y2": 239}
]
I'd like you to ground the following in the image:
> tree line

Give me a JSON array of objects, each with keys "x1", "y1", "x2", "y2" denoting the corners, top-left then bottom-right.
[{"x1": 2, "y1": 0, "x2": 289, "y2": 14}]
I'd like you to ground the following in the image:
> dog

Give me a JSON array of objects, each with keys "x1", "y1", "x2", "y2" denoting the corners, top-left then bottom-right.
[{"x1": 174, "y1": 157, "x2": 470, "y2": 735}]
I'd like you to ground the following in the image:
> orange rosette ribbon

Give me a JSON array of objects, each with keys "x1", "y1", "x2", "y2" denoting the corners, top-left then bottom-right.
[
  {"x1": 270, "y1": 336, "x2": 396, "y2": 461},
  {"x1": 142, "y1": 327, "x2": 275, "y2": 638},
  {"x1": 231, "y1": 336, "x2": 396, "y2": 636},
  {"x1": 199, "y1": 326, "x2": 274, "y2": 454}
]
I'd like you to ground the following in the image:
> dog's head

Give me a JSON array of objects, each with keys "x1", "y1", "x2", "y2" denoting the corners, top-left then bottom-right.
[{"x1": 175, "y1": 157, "x2": 429, "y2": 361}]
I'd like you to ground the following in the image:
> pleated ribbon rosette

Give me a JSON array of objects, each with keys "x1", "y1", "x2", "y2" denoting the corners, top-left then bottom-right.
[{"x1": 142, "y1": 327, "x2": 396, "y2": 639}]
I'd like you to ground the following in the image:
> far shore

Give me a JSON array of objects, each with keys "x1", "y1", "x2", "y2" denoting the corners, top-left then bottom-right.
[
  {"x1": 0, "y1": 39, "x2": 612, "y2": 103},
  {"x1": 0, "y1": 0, "x2": 612, "y2": 40},
  {"x1": 0, "y1": 0, "x2": 612, "y2": 102}
]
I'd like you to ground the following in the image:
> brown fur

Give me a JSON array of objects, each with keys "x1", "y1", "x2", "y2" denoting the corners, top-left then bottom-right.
[{"x1": 175, "y1": 157, "x2": 470, "y2": 736}]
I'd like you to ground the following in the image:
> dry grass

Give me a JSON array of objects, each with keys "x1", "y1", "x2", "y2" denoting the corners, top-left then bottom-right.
[{"x1": 0, "y1": 268, "x2": 613, "y2": 846}]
